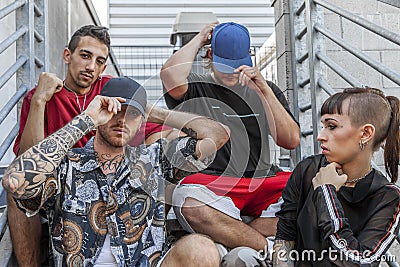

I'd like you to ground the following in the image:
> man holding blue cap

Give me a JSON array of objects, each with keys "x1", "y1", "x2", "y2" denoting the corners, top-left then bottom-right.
[
  {"x1": 161, "y1": 22, "x2": 300, "y2": 264},
  {"x1": 3, "y1": 77, "x2": 229, "y2": 266}
]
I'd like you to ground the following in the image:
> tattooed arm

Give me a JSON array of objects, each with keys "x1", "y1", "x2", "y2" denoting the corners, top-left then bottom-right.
[
  {"x1": 273, "y1": 240, "x2": 295, "y2": 266},
  {"x1": 146, "y1": 105, "x2": 230, "y2": 160},
  {"x1": 2, "y1": 96, "x2": 123, "y2": 199}
]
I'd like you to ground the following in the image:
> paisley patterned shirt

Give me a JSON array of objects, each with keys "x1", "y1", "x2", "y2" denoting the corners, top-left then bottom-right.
[{"x1": 18, "y1": 137, "x2": 210, "y2": 267}]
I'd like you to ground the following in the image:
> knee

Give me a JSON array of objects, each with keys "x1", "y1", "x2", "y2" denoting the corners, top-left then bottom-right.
[
  {"x1": 181, "y1": 198, "x2": 210, "y2": 225},
  {"x1": 174, "y1": 234, "x2": 220, "y2": 266}
]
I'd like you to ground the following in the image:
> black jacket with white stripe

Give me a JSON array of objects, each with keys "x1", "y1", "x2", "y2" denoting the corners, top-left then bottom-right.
[{"x1": 276, "y1": 154, "x2": 400, "y2": 266}]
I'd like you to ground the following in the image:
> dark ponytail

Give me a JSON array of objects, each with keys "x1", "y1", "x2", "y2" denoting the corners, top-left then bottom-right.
[{"x1": 383, "y1": 96, "x2": 400, "y2": 183}]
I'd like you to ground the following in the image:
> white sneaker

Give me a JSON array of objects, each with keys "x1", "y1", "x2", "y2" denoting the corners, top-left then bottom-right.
[{"x1": 215, "y1": 243, "x2": 228, "y2": 259}]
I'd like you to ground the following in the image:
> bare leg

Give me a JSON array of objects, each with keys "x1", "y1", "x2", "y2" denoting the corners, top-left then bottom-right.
[
  {"x1": 7, "y1": 193, "x2": 42, "y2": 267},
  {"x1": 248, "y1": 217, "x2": 278, "y2": 237},
  {"x1": 161, "y1": 234, "x2": 220, "y2": 266},
  {"x1": 181, "y1": 198, "x2": 268, "y2": 251}
]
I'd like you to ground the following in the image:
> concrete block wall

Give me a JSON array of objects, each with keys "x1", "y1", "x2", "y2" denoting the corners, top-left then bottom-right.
[{"x1": 324, "y1": 0, "x2": 400, "y2": 94}]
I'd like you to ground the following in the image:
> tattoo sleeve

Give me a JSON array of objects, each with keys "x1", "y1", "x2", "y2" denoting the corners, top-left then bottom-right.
[
  {"x1": 273, "y1": 239, "x2": 295, "y2": 267},
  {"x1": 2, "y1": 113, "x2": 95, "y2": 199}
]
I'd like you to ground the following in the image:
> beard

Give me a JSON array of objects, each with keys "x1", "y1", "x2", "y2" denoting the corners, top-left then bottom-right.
[
  {"x1": 212, "y1": 70, "x2": 239, "y2": 87},
  {"x1": 97, "y1": 125, "x2": 130, "y2": 148}
]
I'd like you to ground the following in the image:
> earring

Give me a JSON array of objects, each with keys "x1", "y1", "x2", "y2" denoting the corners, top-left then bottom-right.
[
  {"x1": 98, "y1": 76, "x2": 102, "y2": 80},
  {"x1": 359, "y1": 140, "x2": 368, "y2": 150}
]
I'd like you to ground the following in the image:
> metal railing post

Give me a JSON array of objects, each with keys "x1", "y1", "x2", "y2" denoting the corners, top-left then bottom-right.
[
  {"x1": 16, "y1": 0, "x2": 35, "y2": 89},
  {"x1": 288, "y1": 0, "x2": 301, "y2": 163},
  {"x1": 34, "y1": 0, "x2": 48, "y2": 72},
  {"x1": 304, "y1": 0, "x2": 324, "y2": 155}
]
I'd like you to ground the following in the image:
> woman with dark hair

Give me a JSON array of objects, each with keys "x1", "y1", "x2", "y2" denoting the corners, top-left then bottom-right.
[{"x1": 273, "y1": 87, "x2": 400, "y2": 266}]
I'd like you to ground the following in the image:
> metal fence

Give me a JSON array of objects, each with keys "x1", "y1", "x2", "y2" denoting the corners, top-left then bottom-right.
[
  {"x1": 0, "y1": 0, "x2": 48, "y2": 263},
  {"x1": 112, "y1": 45, "x2": 276, "y2": 106}
]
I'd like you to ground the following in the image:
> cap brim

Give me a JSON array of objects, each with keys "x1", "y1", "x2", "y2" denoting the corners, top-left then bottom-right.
[
  {"x1": 213, "y1": 54, "x2": 253, "y2": 74},
  {"x1": 123, "y1": 99, "x2": 145, "y2": 116}
]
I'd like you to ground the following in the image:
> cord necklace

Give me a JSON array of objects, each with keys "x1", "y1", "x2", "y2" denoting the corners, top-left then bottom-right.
[{"x1": 63, "y1": 81, "x2": 87, "y2": 112}]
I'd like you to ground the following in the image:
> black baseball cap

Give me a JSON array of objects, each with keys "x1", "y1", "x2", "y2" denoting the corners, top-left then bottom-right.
[{"x1": 101, "y1": 77, "x2": 147, "y2": 116}]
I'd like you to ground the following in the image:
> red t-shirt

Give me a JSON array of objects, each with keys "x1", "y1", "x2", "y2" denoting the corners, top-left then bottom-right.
[
  {"x1": 13, "y1": 75, "x2": 113, "y2": 155},
  {"x1": 130, "y1": 122, "x2": 172, "y2": 146}
]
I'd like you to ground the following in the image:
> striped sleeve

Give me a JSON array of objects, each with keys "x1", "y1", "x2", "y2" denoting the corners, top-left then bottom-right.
[{"x1": 313, "y1": 184, "x2": 400, "y2": 265}]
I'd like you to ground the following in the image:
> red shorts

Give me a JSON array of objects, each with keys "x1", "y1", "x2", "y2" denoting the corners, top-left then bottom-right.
[{"x1": 180, "y1": 172, "x2": 291, "y2": 217}]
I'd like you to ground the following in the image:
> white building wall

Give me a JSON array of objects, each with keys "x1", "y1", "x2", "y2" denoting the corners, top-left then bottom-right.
[{"x1": 109, "y1": 0, "x2": 275, "y2": 47}]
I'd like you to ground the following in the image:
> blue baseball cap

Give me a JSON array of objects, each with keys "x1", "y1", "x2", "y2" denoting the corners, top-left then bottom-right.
[{"x1": 211, "y1": 22, "x2": 253, "y2": 74}]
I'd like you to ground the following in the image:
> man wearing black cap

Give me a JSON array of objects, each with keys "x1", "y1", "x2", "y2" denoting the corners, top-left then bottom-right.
[
  {"x1": 161, "y1": 22, "x2": 300, "y2": 263},
  {"x1": 3, "y1": 77, "x2": 228, "y2": 266}
]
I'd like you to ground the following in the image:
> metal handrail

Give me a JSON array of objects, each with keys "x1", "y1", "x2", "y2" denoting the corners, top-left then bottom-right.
[
  {"x1": 0, "y1": 85, "x2": 28, "y2": 124},
  {"x1": 315, "y1": 23, "x2": 400, "y2": 85},
  {"x1": 0, "y1": 124, "x2": 19, "y2": 161},
  {"x1": 0, "y1": 0, "x2": 25, "y2": 20},
  {"x1": 0, "y1": 56, "x2": 28, "y2": 89},
  {"x1": 316, "y1": 53, "x2": 364, "y2": 88},
  {"x1": 314, "y1": 0, "x2": 400, "y2": 46},
  {"x1": 0, "y1": 208, "x2": 8, "y2": 237},
  {"x1": 0, "y1": 26, "x2": 28, "y2": 54},
  {"x1": 317, "y1": 78, "x2": 335, "y2": 96}
]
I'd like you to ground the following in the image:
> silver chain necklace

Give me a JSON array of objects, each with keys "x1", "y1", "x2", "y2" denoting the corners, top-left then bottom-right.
[
  {"x1": 345, "y1": 169, "x2": 373, "y2": 184},
  {"x1": 63, "y1": 81, "x2": 87, "y2": 113}
]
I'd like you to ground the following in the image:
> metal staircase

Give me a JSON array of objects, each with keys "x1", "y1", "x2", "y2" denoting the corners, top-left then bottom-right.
[{"x1": 0, "y1": 0, "x2": 47, "y2": 264}]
